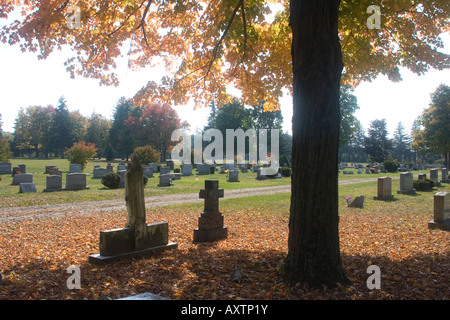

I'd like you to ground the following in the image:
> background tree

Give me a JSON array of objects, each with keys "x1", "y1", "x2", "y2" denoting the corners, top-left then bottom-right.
[
  {"x1": 109, "y1": 98, "x2": 135, "y2": 161},
  {"x1": 48, "y1": 97, "x2": 75, "y2": 157},
  {"x1": 339, "y1": 121, "x2": 367, "y2": 163},
  {"x1": 85, "y1": 112, "x2": 111, "y2": 158},
  {"x1": 3, "y1": 0, "x2": 449, "y2": 288},
  {"x1": 13, "y1": 107, "x2": 33, "y2": 157},
  {"x1": 364, "y1": 119, "x2": 393, "y2": 163},
  {"x1": 339, "y1": 85, "x2": 360, "y2": 148},
  {"x1": 0, "y1": 137, "x2": 11, "y2": 162},
  {"x1": 411, "y1": 84, "x2": 450, "y2": 168},
  {"x1": 391, "y1": 122, "x2": 413, "y2": 163},
  {"x1": 70, "y1": 111, "x2": 88, "y2": 144},
  {"x1": 125, "y1": 103, "x2": 189, "y2": 161}
]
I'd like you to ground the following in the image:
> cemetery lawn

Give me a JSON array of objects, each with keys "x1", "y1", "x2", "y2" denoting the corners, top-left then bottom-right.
[
  {"x1": 0, "y1": 178, "x2": 449, "y2": 300},
  {"x1": 0, "y1": 158, "x2": 292, "y2": 208}
]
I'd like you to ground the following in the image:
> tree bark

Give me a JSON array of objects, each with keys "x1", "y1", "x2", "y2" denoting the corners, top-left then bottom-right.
[{"x1": 284, "y1": 0, "x2": 350, "y2": 288}]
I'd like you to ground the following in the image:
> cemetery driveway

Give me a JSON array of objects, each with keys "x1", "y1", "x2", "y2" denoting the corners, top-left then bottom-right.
[{"x1": 0, "y1": 177, "x2": 392, "y2": 221}]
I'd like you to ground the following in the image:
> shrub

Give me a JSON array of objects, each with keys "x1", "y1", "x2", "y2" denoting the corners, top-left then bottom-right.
[
  {"x1": 101, "y1": 172, "x2": 121, "y2": 189},
  {"x1": 134, "y1": 145, "x2": 160, "y2": 165},
  {"x1": 64, "y1": 142, "x2": 98, "y2": 170},
  {"x1": 279, "y1": 167, "x2": 292, "y2": 177},
  {"x1": 383, "y1": 159, "x2": 398, "y2": 173},
  {"x1": 413, "y1": 179, "x2": 435, "y2": 191},
  {"x1": 0, "y1": 138, "x2": 11, "y2": 162}
]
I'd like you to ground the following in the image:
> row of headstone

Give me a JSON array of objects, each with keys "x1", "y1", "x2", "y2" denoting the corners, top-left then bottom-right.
[{"x1": 44, "y1": 173, "x2": 89, "y2": 192}]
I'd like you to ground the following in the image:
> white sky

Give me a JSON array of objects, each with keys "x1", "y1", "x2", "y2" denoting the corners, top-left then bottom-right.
[{"x1": 0, "y1": 20, "x2": 448, "y2": 138}]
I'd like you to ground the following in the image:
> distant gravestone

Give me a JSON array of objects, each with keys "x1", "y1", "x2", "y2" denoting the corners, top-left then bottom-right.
[
  {"x1": 93, "y1": 167, "x2": 108, "y2": 179},
  {"x1": 418, "y1": 173, "x2": 427, "y2": 180},
  {"x1": 49, "y1": 167, "x2": 62, "y2": 176},
  {"x1": 117, "y1": 164, "x2": 126, "y2": 172},
  {"x1": 0, "y1": 162, "x2": 11, "y2": 174},
  {"x1": 65, "y1": 173, "x2": 89, "y2": 191},
  {"x1": 196, "y1": 163, "x2": 210, "y2": 175},
  {"x1": 166, "y1": 160, "x2": 174, "y2": 170},
  {"x1": 348, "y1": 195, "x2": 364, "y2": 208},
  {"x1": 11, "y1": 173, "x2": 33, "y2": 186},
  {"x1": 228, "y1": 169, "x2": 239, "y2": 182},
  {"x1": 106, "y1": 163, "x2": 114, "y2": 173},
  {"x1": 143, "y1": 166, "x2": 154, "y2": 178},
  {"x1": 181, "y1": 164, "x2": 193, "y2": 176},
  {"x1": 69, "y1": 164, "x2": 82, "y2": 173},
  {"x1": 428, "y1": 192, "x2": 450, "y2": 231},
  {"x1": 441, "y1": 168, "x2": 450, "y2": 183},
  {"x1": 158, "y1": 174, "x2": 173, "y2": 187},
  {"x1": 19, "y1": 182, "x2": 37, "y2": 193},
  {"x1": 44, "y1": 175, "x2": 63, "y2": 192},
  {"x1": 18, "y1": 164, "x2": 26, "y2": 174},
  {"x1": 160, "y1": 166, "x2": 171, "y2": 175},
  {"x1": 397, "y1": 172, "x2": 416, "y2": 194},
  {"x1": 373, "y1": 177, "x2": 394, "y2": 200},
  {"x1": 148, "y1": 163, "x2": 158, "y2": 173},
  {"x1": 430, "y1": 169, "x2": 441, "y2": 187},
  {"x1": 118, "y1": 170, "x2": 126, "y2": 188},
  {"x1": 193, "y1": 180, "x2": 227, "y2": 242},
  {"x1": 45, "y1": 165, "x2": 58, "y2": 174},
  {"x1": 256, "y1": 168, "x2": 267, "y2": 180},
  {"x1": 89, "y1": 154, "x2": 177, "y2": 264}
]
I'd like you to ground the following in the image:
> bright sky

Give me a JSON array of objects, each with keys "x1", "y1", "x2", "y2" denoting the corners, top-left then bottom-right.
[{"x1": 0, "y1": 19, "x2": 448, "y2": 138}]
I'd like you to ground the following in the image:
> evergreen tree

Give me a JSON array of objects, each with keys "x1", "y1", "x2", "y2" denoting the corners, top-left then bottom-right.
[
  {"x1": 48, "y1": 97, "x2": 75, "y2": 157},
  {"x1": 364, "y1": 119, "x2": 393, "y2": 163}
]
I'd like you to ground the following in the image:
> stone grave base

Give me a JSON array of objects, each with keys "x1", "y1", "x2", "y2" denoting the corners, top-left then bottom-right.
[
  {"x1": 193, "y1": 227, "x2": 228, "y2": 243},
  {"x1": 89, "y1": 222, "x2": 177, "y2": 265},
  {"x1": 427, "y1": 220, "x2": 450, "y2": 231},
  {"x1": 116, "y1": 292, "x2": 169, "y2": 300},
  {"x1": 373, "y1": 195, "x2": 394, "y2": 200},
  {"x1": 396, "y1": 189, "x2": 416, "y2": 195}
]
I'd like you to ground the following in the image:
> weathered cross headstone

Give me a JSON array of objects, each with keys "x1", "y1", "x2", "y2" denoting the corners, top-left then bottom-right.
[
  {"x1": 193, "y1": 180, "x2": 227, "y2": 242},
  {"x1": 373, "y1": 177, "x2": 394, "y2": 200},
  {"x1": 428, "y1": 192, "x2": 450, "y2": 231},
  {"x1": 0, "y1": 162, "x2": 11, "y2": 174},
  {"x1": 11, "y1": 173, "x2": 33, "y2": 186},
  {"x1": 65, "y1": 173, "x2": 89, "y2": 191},
  {"x1": 397, "y1": 172, "x2": 416, "y2": 194},
  {"x1": 19, "y1": 182, "x2": 37, "y2": 193},
  {"x1": 440, "y1": 168, "x2": 449, "y2": 183},
  {"x1": 228, "y1": 169, "x2": 239, "y2": 182},
  {"x1": 348, "y1": 195, "x2": 364, "y2": 208},
  {"x1": 89, "y1": 154, "x2": 177, "y2": 264},
  {"x1": 69, "y1": 163, "x2": 82, "y2": 173},
  {"x1": 43, "y1": 175, "x2": 63, "y2": 192}
]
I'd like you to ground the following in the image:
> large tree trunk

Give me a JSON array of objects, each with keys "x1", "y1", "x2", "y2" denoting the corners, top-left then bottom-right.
[{"x1": 284, "y1": 0, "x2": 350, "y2": 288}]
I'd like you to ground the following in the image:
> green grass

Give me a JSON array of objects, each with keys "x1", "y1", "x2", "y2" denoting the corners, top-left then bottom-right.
[{"x1": 0, "y1": 157, "x2": 443, "y2": 208}]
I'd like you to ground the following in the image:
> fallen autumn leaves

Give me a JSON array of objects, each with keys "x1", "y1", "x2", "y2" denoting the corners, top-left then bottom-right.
[{"x1": 0, "y1": 192, "x2": 449, "y2": 300}]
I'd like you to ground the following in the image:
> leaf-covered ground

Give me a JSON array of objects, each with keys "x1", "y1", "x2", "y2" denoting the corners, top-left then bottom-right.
[{"x1": 0, "y1": 183, "x2": 449, "y2": 300}]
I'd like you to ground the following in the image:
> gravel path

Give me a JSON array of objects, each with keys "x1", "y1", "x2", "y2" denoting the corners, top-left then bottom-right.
[{"x1": 0, "y1": 177, "x2": 390, "y2": 222}]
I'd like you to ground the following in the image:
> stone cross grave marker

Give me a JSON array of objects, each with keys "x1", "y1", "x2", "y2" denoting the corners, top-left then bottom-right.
[
  {"x1": 89, "y1": 154, "x2": 177, "y2": 264},
  {"x1": 193, "y1": 180, "x2": 228, "y2": 242},
  {"x1": 397, "y1": 172, "x2": 416, "y2": 194},
  {"x1": 428, "y1": 192, "x2": 450, "y2": 231},
  {"x1": 373, "y1": 177, "x2": 394, "y2": 200}
]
